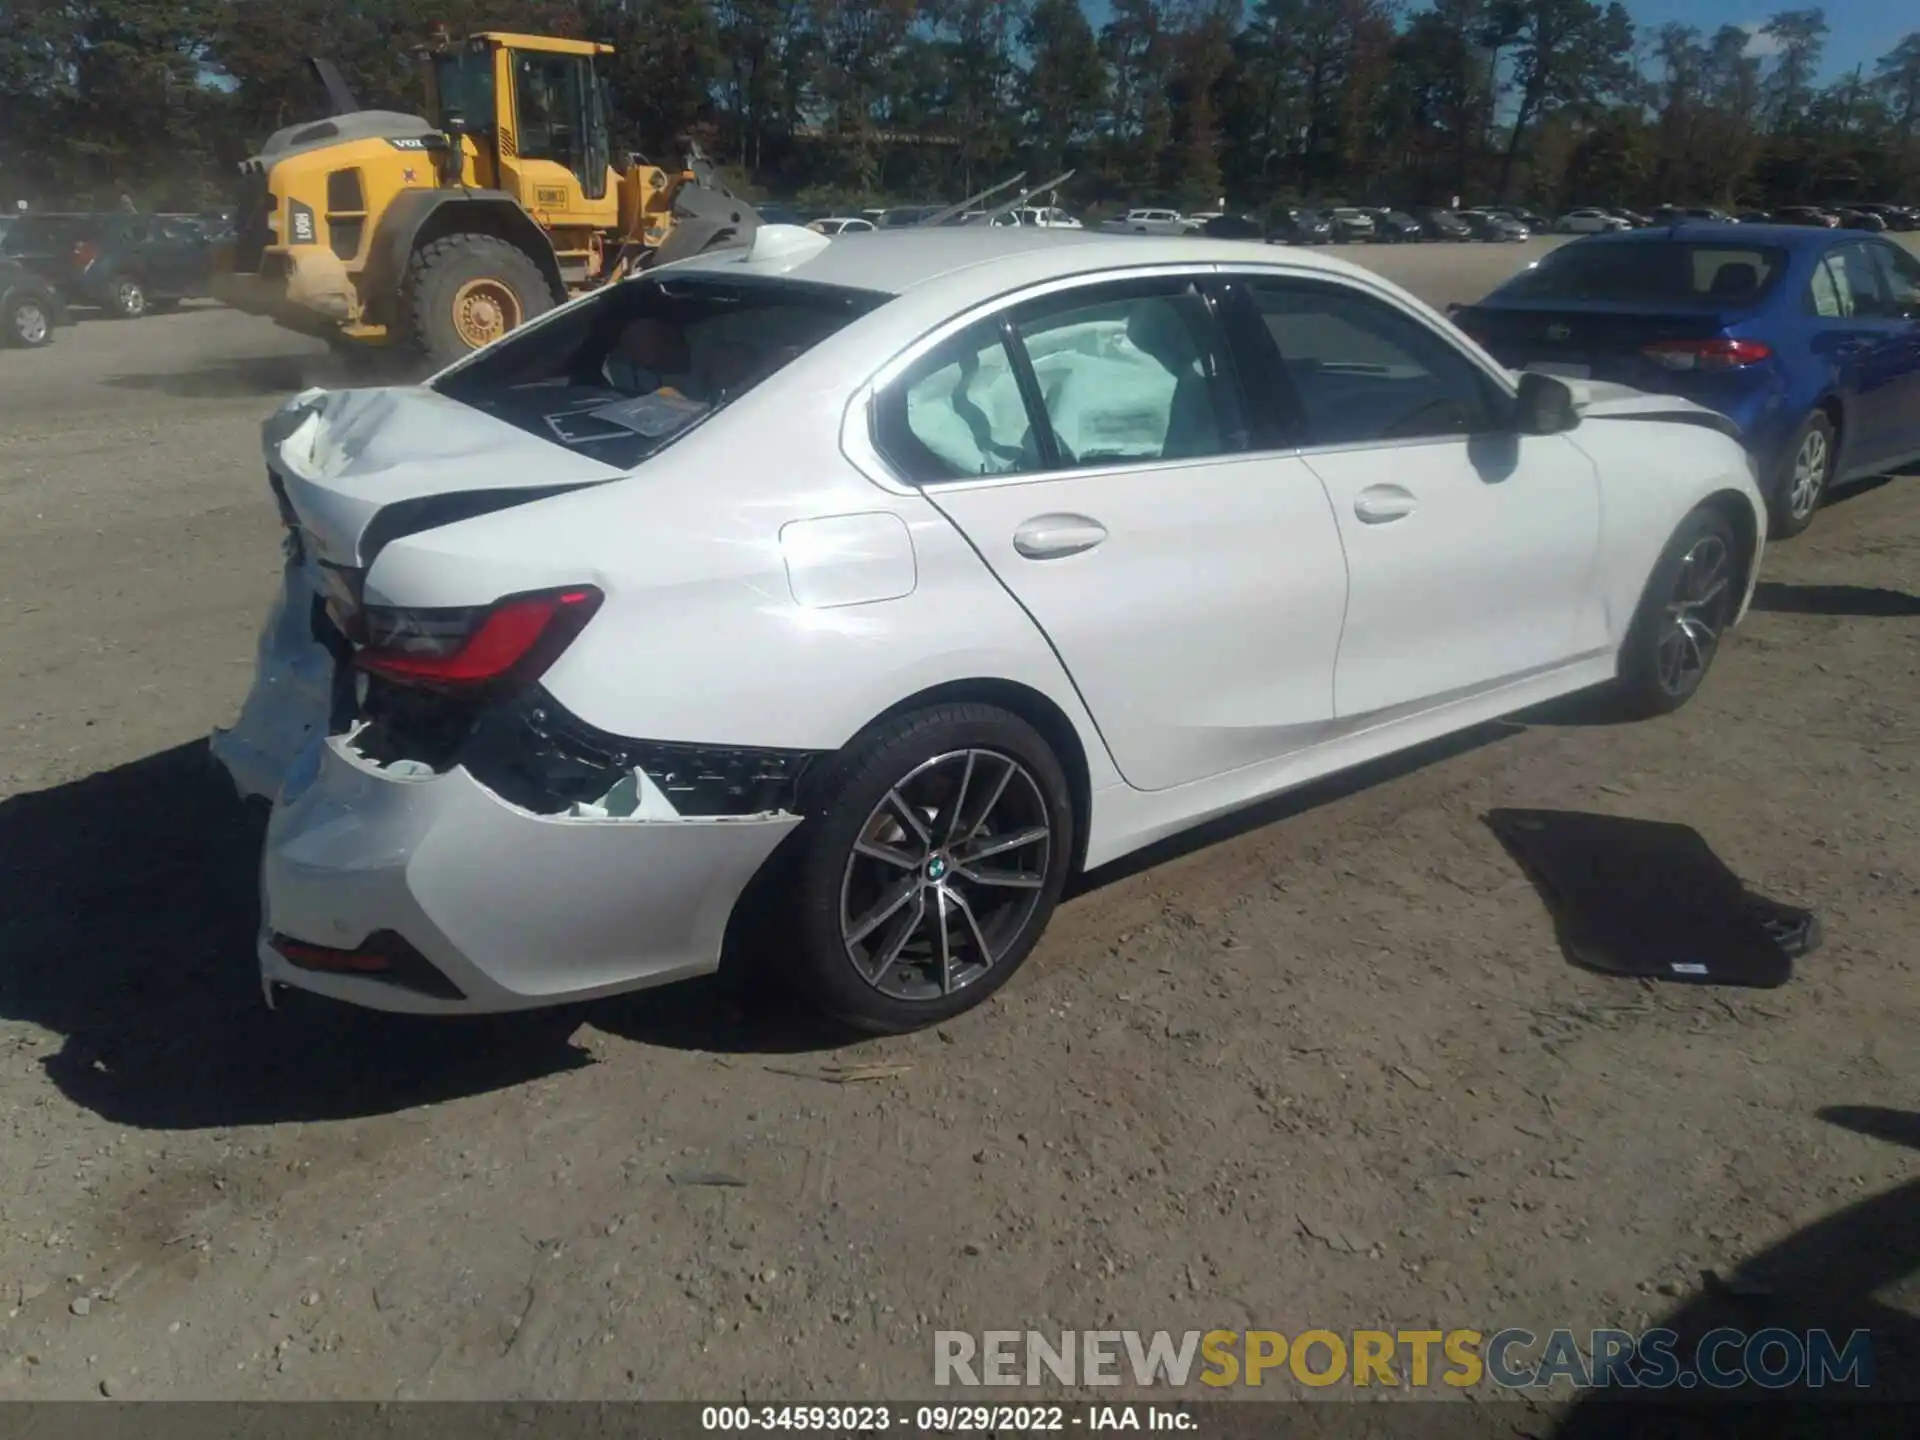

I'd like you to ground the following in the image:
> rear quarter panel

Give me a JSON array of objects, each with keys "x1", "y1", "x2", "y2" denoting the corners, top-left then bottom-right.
[{"x1": 359, "y1": 357, "x2": 1120, "y2": 783}]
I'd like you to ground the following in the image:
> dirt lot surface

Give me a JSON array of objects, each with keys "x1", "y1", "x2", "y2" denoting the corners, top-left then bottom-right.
[{"x1": 1, "y1": 237, "x2": 1916, "y2": 1408}]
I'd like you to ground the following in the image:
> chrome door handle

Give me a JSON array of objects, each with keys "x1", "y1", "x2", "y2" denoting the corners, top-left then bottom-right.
[
  {"x1": 1012, "y1": 513, "x2": 1108, "y2": 559},
  {"x1": 1354, "y1": 485, "x2": 1417, "y2": 524}
]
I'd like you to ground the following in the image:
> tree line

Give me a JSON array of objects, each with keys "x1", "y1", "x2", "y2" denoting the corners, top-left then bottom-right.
[{"x1": 2, "y1": 0, "x2": 1918, "y2": 218}]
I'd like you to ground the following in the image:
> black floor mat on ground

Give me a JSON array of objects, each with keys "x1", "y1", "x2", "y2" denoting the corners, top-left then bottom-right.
[{"x1": 1485, "y1": 808, "x2": 1817, "y2": 988}]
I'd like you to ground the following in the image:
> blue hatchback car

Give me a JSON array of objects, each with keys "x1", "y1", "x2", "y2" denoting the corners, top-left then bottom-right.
[{"x1": 1453, "y1": 224, "x2": 1920, "y2": 536}]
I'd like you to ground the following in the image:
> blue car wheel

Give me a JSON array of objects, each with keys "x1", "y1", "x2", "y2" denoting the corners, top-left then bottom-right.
[{"x1": 1769, "y1": 410, "x2": 1834, "y2": 539}]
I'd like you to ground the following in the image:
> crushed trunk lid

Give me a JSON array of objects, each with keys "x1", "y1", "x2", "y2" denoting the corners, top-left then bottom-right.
[{"x1": 264, "y1": 385, "x2": 627, "y2": 567}]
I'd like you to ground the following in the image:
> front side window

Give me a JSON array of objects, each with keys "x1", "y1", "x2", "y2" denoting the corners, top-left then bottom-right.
[
  {"x1": 1870, "y1": 243, "x2": 1920, "y2": 315},
  {"x1": 1243, "y1": 279, "x2": 1504, "y2": 446}
]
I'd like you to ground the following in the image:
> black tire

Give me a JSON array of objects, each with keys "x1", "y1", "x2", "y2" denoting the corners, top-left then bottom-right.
[
  {"x1": 1765, "y1": 410, "x2": 1834, "y2": 539},
  {"x1": 6, "y1": 296, "x2": 53, "y2": 348},
  {"x1": 1614, "y1": 506, "x2": 1742, "y2": 719},
  {"x1": 787, "y1": 703, "x2": 1075, "y2": 1034},
  {"x1": 404, "y1": 233, "x2": 555, "y2": 371},
  {"x1": 108, "y1": 277, "x2": 146, "y2": 319}
]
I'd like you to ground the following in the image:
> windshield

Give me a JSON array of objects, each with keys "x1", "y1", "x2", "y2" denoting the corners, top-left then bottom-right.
[
  {"x1": 1499, "y1": 242, "x2": 1789, "y2": 304},
  {"x1": 433, "y1": 274, "x2": 891, "y2": 468}
]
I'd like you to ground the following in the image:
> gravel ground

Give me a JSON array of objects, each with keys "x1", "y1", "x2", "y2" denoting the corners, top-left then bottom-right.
[{"x1": 0, "y1": 237, "x2": 1915, "y2": 1407}]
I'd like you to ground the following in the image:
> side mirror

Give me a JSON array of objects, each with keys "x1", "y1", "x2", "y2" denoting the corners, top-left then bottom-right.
[{"x1": 1513, "y1": 370, "x2": 1585, "y2": 435}]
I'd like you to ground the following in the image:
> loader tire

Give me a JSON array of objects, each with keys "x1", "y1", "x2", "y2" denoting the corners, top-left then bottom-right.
[{"x1": 405, "y1": 233, "x2": 555, "y2": 371}]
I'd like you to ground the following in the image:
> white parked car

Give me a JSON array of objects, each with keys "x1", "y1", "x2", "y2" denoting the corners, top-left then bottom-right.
[
  {"x1": 806, "y1": 216, "x2": 876, "y2": 236},
  {"x1": 1555, "y1": 208, "x2": 1630, "y2": 234},
  {"x1": 1099, "y1": 208, "x2": 1189, "y2": 236},
  {"x1": 981, "y1": 206, "x2": 1082, "y2": 230},
  {"x1": 214, "y1": 225, "x2": 1766, "y2": 1032}
]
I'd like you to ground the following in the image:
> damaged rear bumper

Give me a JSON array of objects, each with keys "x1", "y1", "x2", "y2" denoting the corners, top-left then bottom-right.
[
  {"x1": 215, "y1": 552, "x2": 804, "y2": 1015},
  {"x1": 259, "y1": 734, "x2": 800, "y2": 1014}
]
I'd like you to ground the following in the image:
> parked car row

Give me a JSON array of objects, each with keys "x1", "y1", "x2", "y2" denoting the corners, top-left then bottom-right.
[
  {"x1": 1554, "y1": 202, "x2": 1919, "y2": 233},
  {"x1": 0, "y1": 210, "x2": 221, "y2": 346}
]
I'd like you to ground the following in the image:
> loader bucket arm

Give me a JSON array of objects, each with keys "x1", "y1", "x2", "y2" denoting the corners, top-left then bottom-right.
[
  {"x1": 918, "y1": 173, "x2": 1028, "y2": 228},
  {"x1": 646, "y1": 144, "x2": 766, "y2": 268},
  {"x1": 308, "y1": 58, "x2": 359, "y2": 118},
  {"x1": 964, "y1": 170, "x2": 1078, "y2": 225}
]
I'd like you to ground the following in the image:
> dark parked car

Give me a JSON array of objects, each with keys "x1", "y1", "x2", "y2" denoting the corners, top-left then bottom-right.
[
  {"x1": 1452, "y1": 224, "x2": 1920, "y2": 539},
  {"x1": 1461, "y1": 209, "x2": 1529, "y2": 241},
  {"x1": 1834, "y1": 208, "x2": 1886, "y2": 233},
  {"x1": 1736, "y1": 209, "x2": 1774, "y2": 224},
  {"x1": 1266, "y1": 207, "x2": 1334, "y2": 244},
  {"x1": 1412, "y1": 207, "x2": 1473, "y2": 241},
  {"x1": 1607, "y1": 208, "x2": 1653, "y2": 228},
  {"x1": 1199, "y1": 212, "x2": 1264, "y2": 240},
  {"x1": 1773, "y1": 205, "x2": 1839, "y2": 228},
  {"x1": 0, "y1": 257, "x2": 66, "y2": 347},
  {"x1": 1365, "y1": 208, "x2": 1425, "y2": 242},
  {"x1": 0, "y1": 212, "x2": 214, "y2": 317}
]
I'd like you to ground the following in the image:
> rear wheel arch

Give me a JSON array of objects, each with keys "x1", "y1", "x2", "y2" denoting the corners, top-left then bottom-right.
[{"x1": 863, "y1": 678, "x2": 1095, "y2": 878}]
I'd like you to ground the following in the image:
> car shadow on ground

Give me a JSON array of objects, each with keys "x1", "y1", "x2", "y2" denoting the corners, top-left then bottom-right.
[
  {"x1": 1750, "y1": 582, "x2": 1920, "y2": 618},
  {"x1": 1551, "y1": 1107, "x2": 1920, "y2": 1431},
  {"x1": 0, "y1": 742, "x2": 599, "y2": 1130},
  {"x1": 100, "y1": 354, "x2": 345, "y2": 399}
]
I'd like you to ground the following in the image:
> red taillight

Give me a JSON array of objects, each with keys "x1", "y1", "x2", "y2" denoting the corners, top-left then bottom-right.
[
  {"x1": 1641, "y1": 337, "x2": 1773, "y2": 371},
  {"x1": 72, "y1": 240, "x2": 98, "y2": 268},
  {"x1": 272, "y1": 936, "x2": 393, "y2": 974},
  {"x1": 353, "y1": 585, "x2": 602, "y2": 689}
]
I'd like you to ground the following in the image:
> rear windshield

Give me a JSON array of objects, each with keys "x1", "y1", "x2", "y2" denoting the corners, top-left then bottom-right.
[
  {"x1": 1503, "y1": 241, "x2": 1789, "y2": 304},
  {"x1": 434, "y1": 273, "x2": 890, "y2": 467}
]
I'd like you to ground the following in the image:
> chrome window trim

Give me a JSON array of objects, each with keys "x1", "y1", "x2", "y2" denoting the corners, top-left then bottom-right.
[{"x1": 839, "y1": 258, "x2": 1522, "y2": 495}]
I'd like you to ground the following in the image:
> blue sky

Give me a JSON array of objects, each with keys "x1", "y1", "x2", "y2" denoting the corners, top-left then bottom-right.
[
  {"x1": 1631, "y1": 1, "x2": 1912, "y2": 77},
  {"x1": 1080, "y1": 2, "x2": 1914, "y2": 80}
]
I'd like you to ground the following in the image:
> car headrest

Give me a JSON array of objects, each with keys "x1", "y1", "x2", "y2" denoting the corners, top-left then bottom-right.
[
  {"x1": 1708, "y1": 262, "x2": 1759, "y2": 298},
  {"x1": 1126, "y1": 299, "x2": 1198, "y2": 369}
]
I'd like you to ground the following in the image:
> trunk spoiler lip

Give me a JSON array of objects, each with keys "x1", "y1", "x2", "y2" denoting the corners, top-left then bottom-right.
[{"x1": 263, "y1": 385, "x2": 631, "y2": 568}]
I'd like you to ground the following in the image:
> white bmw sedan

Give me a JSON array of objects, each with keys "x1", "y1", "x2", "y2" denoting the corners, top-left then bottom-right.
[{"x1": 213, "y1": 225, "x2": 1766, "y2": 1032}]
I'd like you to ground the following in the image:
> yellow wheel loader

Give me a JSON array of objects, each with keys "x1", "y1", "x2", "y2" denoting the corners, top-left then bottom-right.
[{"x1": 214, "y1": 34, "x2": 764, "y2": 370}]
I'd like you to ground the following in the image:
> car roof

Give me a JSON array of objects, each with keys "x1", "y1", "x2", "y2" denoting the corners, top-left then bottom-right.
[
  {"x1": 667, "y1": 226, "x2": 1388, "y2": 303},
  {"x1": 1559, "y1": 221, "x2": 1846, "y2": 250}
]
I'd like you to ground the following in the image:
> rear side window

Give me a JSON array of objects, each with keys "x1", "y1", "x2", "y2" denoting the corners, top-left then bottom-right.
[
  {"x1": 1504, "y1": 243, "x2": 1787, "y2": 303},
  {"x1": 875, "y1": 282, "x2": 1239, "y2": 483}
]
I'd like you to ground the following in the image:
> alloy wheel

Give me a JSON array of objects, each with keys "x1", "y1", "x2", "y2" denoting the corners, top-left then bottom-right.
[
  {"x1": 838, "y1": 748, "x2": 1053, "y2": 1003},
  {"x1": 116, "y1": 281, "x2": 145, "y2": 317},
  {"x1": 1656, "y1": 534, "x2": 1733, "y2": 697},
  {"x1": 12, "y1": 303, "x2": 47, "y2": 345},
  {"x1": 1787, "y1": 427, "x2": 1829, "y2": 521}
]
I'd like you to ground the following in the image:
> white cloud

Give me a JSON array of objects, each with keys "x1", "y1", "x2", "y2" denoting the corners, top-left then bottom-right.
[{"x1": 1739, "y1": 21, "x2": 1785, "y2": 58}]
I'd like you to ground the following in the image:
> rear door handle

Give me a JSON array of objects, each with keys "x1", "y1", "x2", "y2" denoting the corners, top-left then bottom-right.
[
  {"x1": 1012, "y1": 513, "x2": 1108, "y2": 559},
  {"x1": 1353, "y1": 485, "x2": 1416, "y2": 524}
]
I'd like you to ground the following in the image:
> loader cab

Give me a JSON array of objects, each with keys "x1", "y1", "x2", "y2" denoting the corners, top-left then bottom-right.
[{"x1": 426, "y1": 33, "x2": 618, "y2": 229}]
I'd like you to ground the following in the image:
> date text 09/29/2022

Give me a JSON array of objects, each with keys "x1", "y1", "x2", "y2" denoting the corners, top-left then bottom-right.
[{"x1": 700, "y1": 1405, "x2": 1195, "y2": 1432}]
